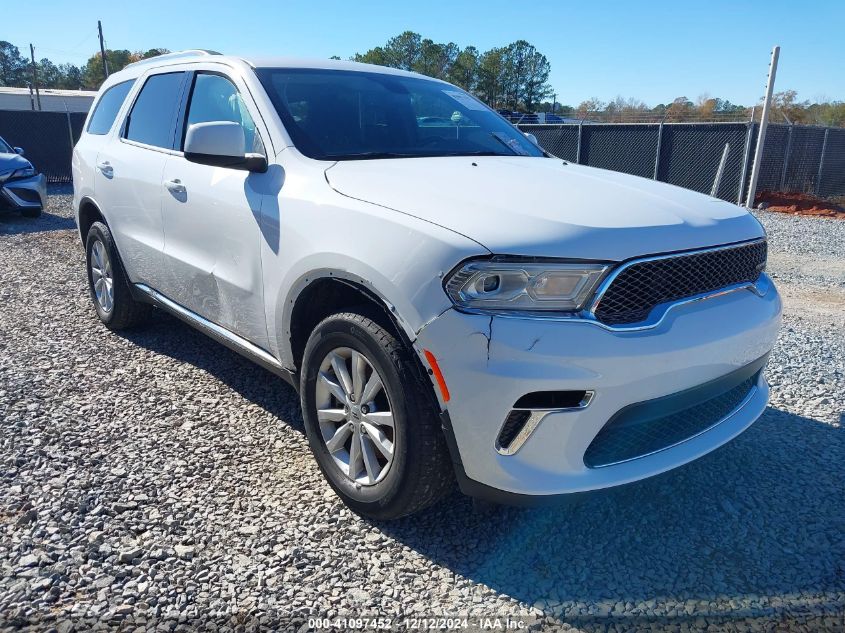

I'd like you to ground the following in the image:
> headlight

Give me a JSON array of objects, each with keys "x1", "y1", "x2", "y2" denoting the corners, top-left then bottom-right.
[
  {"x1": 445, "y1": 259, "x2": 609, "y2": 313},
  {"x1": 1, "y1": 166, "x2": 37, "y2": 182},
  {"x1": 10, "y1": 166, "x2": 37, "y2": 180}
]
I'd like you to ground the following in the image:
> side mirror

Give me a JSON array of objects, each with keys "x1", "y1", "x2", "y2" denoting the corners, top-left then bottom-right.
[
  {"x1": 14, "y1": 147, "x2": 24, "y2": 155},
  {"x1": 523, "y1": 132, "x2": 539, "y2": 146},
  {"x1": 184, "y1": 121, "x2": 267, "y2": 173}
]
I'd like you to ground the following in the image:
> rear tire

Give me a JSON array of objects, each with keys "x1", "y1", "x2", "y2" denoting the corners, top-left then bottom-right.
[
  {"x1": 85, "y1": 221, "x2": 151, "y2": 330},
  {"x1": 300, "y1": 312, "x2": 453, "y2": 520}
]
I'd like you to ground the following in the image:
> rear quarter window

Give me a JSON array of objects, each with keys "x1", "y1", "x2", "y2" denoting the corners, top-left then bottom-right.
[{"x1": 87, "y1": 80, "x2": 135, "y2": 135}]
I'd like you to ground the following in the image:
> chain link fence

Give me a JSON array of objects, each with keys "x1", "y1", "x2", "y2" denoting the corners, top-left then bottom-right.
[
  {"x1": 0, "y1": 110, "x2": 88, "y2": 183},
  {"x1": 521, "y1": 121, "x2": 845, "y2": 203},
  {"x1": 0, "y1": 108, "x2": 842, "y2": 201}
]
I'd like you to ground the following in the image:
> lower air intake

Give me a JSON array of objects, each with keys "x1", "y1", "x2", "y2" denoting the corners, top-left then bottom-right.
[
  {"x1": 584, "y1": 358, "x2": 766, "y2": 468},
  {"x1": 496, "y1": 410, "x2": 531, "y2": 451}
]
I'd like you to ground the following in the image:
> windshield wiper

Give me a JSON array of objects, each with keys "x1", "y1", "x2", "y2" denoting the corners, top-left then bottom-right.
[{"x1": 489, "y1": 133, "x2": 523, "y2": 156}]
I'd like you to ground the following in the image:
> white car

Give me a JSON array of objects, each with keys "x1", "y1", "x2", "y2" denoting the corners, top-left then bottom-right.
[{"x1": 72, "y1": 51, "x2": 781, "y2": 519}]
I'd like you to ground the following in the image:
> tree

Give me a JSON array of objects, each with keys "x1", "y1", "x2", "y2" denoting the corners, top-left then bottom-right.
[
  {"x1": 135, "y1": 48, "x2": 169, "y2": 61},
  {"x1": 770, "y1": 90, "x2": 810, "y2": 124},
  {"x1": 56, "y1": 63, "x2": 84, "y2": 89},
  {"x1": 82, "y1": 49, "x2": 133, "y2": 89},
  {"x1": 0, "y1": 41, "x2": 27, "y2": 87},
  {"x1": 36, "y1": 58, "x2": 63, "y2": 88},
  {"x1": 576, "y1": 98, "x2": 606, "y2": 119},
  {"x1": 666, "y1": 96, "x2": 694, "y2": 121},
  {"x1": 383, "y1": 31, "x2": 422, "y2": 70},
  {"x1": 605, "y1": 95, "x2": 648, "y2": 121},
  {"x1": 414, "y1": 39, "x2": 458, "y2": 80},
  {"x1": 351, "y1": 46, "x2": 389, "y2": 66},
  {"x1": 348, "y1": 32, "x2": 556, "y2": 111},
  {"x1": 500, "y1": 40, "x2": 551, "y2": 111},
  {"x1": 476, "y1": 48, "x2": 506, "y2": 107},
  {"x1": 448, "y1": 46, "x2": 479, "y2": 91}
]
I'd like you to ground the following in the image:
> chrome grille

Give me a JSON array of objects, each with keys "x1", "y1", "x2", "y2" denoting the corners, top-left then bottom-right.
[{"x1": 593, "y1": 240, "x2": 767, "y2": 326}]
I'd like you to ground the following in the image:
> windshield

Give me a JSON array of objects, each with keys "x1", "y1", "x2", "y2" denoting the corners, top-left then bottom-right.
[
  {"x1": 0, "y1": 136, "x2": 12, "y2": 154},
  {"x1": 257, "y1": 68, "x2": 544, "y2": 161}
]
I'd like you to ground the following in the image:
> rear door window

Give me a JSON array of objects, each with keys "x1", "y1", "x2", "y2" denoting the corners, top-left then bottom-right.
[
  {"x1": 124, "y1": 72, "x2": 186, "y2": 149},
  {"x1": 87, "y1": 80, "x2": 135, "y2": 135}
]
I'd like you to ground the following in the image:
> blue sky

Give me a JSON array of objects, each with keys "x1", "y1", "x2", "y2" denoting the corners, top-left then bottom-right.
[{"x1": 6, "y1": 0, "x2": 843, "y2": 105}]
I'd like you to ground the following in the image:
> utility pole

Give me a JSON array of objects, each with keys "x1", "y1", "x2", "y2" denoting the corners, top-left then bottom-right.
[
  {"x1": 98, "y1": 20, "x2": 109, "y2": 80},
  {"x1": 29, "y1": 44, "x2": 42, "y2": 111},
  {"x1": 745, "y1": 46, "x2": 780, "y2": 208},
  {"x1": 552, "y1": 93, "x2": 557, "y2": 115}
]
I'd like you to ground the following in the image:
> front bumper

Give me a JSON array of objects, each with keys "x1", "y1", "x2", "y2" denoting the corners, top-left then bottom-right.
[
  {"x1": 416, "y1": 275, "x2": 781, "y2": 499},
  {"x1": 0, "y1": 173, "x2": 47, "y2": 212}
]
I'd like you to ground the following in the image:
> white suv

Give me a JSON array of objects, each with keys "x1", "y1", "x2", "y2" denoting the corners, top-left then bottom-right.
[{"x1": 72, "y1": 51, "x2": 781, "y2": 519}]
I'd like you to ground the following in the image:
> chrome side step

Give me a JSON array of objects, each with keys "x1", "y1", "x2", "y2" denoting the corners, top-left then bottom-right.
[{"x1": 133, "y1": 284, "x2": 296, "y2": 388}]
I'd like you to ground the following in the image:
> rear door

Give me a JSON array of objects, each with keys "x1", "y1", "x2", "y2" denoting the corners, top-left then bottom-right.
[
  {"x1": 73, "y1": 79, "x2": 135, "y2": 221},
  {"x1": 158, "y1": 70, "x2": 271, "y2": 348},
  {"x1": 93, "y1": 70, "x2": 188, "y2": 288}
]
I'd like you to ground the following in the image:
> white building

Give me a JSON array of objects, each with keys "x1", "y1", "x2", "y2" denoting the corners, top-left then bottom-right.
[{"x1": 0, "y1": 87, "x2": 96, "y2": 113}]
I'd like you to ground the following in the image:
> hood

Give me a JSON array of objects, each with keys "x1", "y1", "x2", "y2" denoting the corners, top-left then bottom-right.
[{"x1": 325, "y1": 156, "x2": 764, "y2": 261}]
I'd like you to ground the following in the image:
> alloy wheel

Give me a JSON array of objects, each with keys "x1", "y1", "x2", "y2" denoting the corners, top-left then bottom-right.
[
  {"x1": 90, "y1": 240, "x2": 114, "y2": 313},
  {"x1": 315, "y1": 346, "x2": 395, "y2": 485}
]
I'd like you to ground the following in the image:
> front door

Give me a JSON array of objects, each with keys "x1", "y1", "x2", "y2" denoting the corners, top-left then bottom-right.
[{"x1": 159, "y1": 71, "x2": 270, "y2": 349}]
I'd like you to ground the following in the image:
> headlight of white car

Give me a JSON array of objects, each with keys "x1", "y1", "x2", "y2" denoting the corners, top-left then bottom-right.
[{"x1": 445, "y1": 259, "x2": 609, "y2": 313}]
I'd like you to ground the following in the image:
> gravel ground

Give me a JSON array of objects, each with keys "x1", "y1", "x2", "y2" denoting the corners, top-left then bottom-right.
[{"x1": 1, "y1": 189, "x2": 843, "y2": 632}]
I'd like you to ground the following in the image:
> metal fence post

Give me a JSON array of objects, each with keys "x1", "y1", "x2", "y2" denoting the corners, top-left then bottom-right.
[
  {"x1": 737, "y1": 120, "x2": 754, "y2": 205},
  {"x1": 65, "y1": 111, "x2": 75, "y2": 156},
  {"x1": 816, "y1": 128, "x2": 830, "y2": 195},
  {"x1": 746, "y1": 45, "x2": 780, "y2": 208},
  {"x1": 711, "y1": 143, "x2": 730, "y2": 197},
  {"x1": 653, "y1": 120, "x2": 664, "y2": 180},
  {"x1": 779, "y1": 123, "x2": 793, "y2": 191},
  {"x1": 576, "y1": 119, "x2": 584, "y2": 164}
]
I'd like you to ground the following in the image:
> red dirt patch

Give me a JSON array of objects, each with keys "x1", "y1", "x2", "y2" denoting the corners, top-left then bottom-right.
[{"x1": 755, "y1": 191, "x2": 845, "y2": 219}]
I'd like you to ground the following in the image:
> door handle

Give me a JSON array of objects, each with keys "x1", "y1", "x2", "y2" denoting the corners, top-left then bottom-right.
[
  {"x1": 96, "y1": 161, "x2": 113, "y2": 177},
  {"x1": 164, "y1": 179, "x2": 186, "y2": 194}
]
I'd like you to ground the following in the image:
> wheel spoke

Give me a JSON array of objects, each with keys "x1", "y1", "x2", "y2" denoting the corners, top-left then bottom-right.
[
  {"x1": 361, "y1": 372, "x2": 383, "y2": 405},
  {"x1": 325, "y1": 421, "x2": 352, "y2": 453},
  {"x1": 91, "y1": 265, "x2": 102, "y2": 279},
  {"x1": 317, "y1": 408, "x2": 346, "y2": 423},
  {"x1": 92, "y1": 243, "x2": 102, "y2": 270},
  {"x1": 363, "y1": 411, "x2": 393, "y2": 429},
  {"x1": 330, "y1": 353, "x2": 353, "y2": 398},
  {"x1": 319, "y1": 372, "x2": 349, "y2": 406},
  {"x1": 351, "y1": 351, "x2": 366, "y2": 400},
  {"x1": 361, "y1": 421, "x2": 393, "y2": 459},
  {"x1": 348, "y1": 427, "x2": 363, "y2": 479},
  {"x1": 360, "y1": 435, "x2": 380, "y2": 484}
]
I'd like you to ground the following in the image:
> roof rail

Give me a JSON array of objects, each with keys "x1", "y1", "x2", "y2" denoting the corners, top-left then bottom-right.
[{"x1": 123, "y1": 49, "x2": 222, "y2": 70}]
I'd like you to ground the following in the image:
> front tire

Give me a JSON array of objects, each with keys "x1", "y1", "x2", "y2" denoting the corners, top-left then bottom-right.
[
  {"x1": 300, "y1": 312, "x2": 453, "y2": 520},
  {"x1": 85, "y1": 221, "x2": 150, "y2": 330}
]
